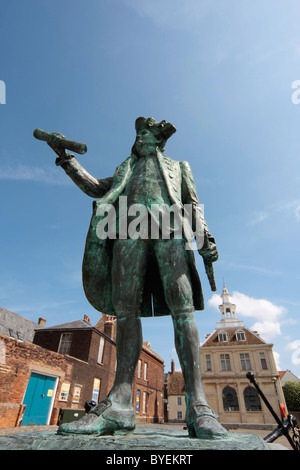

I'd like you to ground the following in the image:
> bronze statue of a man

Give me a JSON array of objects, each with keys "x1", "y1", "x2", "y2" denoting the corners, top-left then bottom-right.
[{"x1": 45, "y1": 117, "x2": 227, "y2": 439}]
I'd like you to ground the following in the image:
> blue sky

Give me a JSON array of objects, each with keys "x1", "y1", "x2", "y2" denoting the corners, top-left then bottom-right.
[{"x1": 1, "y1": 0, "x2": 300, "y2": 378}]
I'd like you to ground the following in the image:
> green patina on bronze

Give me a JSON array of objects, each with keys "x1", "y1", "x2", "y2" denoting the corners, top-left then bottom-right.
[
  {"x1": 34, "y1": 117, "x2": 226, "y2": 440},
  {"x1": 0, "y1": 428, "x2": 272, "y2": 450}
]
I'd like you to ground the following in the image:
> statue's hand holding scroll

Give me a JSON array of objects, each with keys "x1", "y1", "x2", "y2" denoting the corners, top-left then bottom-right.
[
  {"x1": 46, "y1": 132, "x2": 74, "y2": 166},
  {"x1": 33, "y1": 128, "x2": 87, "y2": 166}
]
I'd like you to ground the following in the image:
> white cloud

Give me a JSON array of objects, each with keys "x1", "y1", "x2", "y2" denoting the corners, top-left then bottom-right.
[
  {"x1": 0, "y1": 164, "x2": 70, "y2": 185},
  {"x1": 250, "y1": 320, "x2": 281, "y2": 342},
  {"x1": 208, "y1": 290, "x2": 287, "y2": 342},
  {"x1": 273, "y1": 351, "x2": 281, "y2": 370},
  {"x1": 248, "y1": 200, "x2": 300, "y2": 226},
  {"x1": 286, "y1": 340, "x2": 300, "y2": 365}
]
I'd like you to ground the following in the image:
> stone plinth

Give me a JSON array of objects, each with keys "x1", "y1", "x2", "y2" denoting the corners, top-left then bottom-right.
[{"x1": 0, "y1": 426, "x2": 288, "y2": 451}]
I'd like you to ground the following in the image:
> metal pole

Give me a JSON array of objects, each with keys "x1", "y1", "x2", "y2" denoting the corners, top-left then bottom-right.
[{"x1": 246, "y1": 373, "x2": 297, "y2": 450}]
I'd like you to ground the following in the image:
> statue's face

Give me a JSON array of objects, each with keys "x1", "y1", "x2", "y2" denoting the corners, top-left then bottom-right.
[{"x1": 135, "y1": 129, "x2": 159, "y2": 151}]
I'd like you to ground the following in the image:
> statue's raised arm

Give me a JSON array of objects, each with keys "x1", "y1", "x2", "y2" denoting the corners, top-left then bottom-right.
[{"x1": 33, "y1": 129, "x2": 112, "y2": 197}]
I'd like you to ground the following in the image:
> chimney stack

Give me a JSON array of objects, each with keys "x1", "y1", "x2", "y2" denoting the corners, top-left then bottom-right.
[
  {"x1": 171, "y1": 359, "x2": 175, "y2": 374},
  {"x1": 104, "y1": 316, "x2": 116, "y2": 340},
  {"x1": 38, "y1": 317, "x2": 46, "y2": 327},
  {"x1": 83, "y1": 315, "x2": 91, "y2": 325}
]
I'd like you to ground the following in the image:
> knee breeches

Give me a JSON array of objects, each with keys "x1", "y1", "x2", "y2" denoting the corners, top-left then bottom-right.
[{"x1": 111, "y1": 238, "x2": 194, "y2": 316}]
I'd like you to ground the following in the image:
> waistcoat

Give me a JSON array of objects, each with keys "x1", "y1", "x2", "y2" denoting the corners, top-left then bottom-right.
[{"x1": 116, "y1": 152, "x2": 176, "y2": 238}]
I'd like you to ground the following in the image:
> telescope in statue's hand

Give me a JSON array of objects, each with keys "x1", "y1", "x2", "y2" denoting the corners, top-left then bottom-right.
[{"x1": 33, "y1": 128, "x2": 87, "y2": 155}]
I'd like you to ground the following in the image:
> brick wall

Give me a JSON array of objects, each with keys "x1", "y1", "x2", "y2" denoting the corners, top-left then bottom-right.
[
  {"x1": 33, "y1": 326, "x2": 118, "y2": 401},
  {"x1": 133, "y1": 345, "x2": 164, "y2": 423},
  {"x1": 33, "y1": 329, "x2": 93, "y2": 363},
  {"x1": 0, "y1": 334, "x2": 72, "y2": 428},
  {"x1": 88, "y1": 330, "x2": 117, "y2": 402},
  {"x1": 0, "y1": 323, "x2": 164, "y2": 428}
]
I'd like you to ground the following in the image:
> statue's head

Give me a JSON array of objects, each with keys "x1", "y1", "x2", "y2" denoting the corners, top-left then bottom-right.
[{"x1": 132, "y1": 117, "x2": 176, "y2": 155}]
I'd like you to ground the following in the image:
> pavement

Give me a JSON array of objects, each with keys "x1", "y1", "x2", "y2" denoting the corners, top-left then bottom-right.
[{"x1": 0, "y1": 422, "x2": 293, "y2": 450}]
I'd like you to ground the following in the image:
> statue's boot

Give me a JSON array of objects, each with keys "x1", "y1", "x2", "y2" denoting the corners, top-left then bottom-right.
[
  {"x1": 186, "y1": 403, "x2": 228, "y2": 439},
  {"x1": 57, "y1": 398, "x2": 135, "y2": 436}
]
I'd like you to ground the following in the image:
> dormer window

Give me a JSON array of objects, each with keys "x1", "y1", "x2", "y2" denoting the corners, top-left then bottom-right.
[
  {"x1": 8, "y1": 329, "x2": 23, "y2": 341},
  {"x1": 235, "y1": 329, "x2": 246, "y2": 341},
  {"x1": 218, "y1": 330, "x2": 228, "y2": 342},
  {"x1": 17, "y1": 331, "x2": 23, "y2": 341}
]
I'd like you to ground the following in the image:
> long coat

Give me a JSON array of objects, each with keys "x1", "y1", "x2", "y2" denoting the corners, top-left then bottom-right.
[{"x1": 61, "y1": 150, "x2": 216, "y2": 317}]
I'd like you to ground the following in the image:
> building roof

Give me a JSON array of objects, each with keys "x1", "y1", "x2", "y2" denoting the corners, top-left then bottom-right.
[
  {"x1": 34, "y1": 315, "x2": 164, "y2": 362},
  {"x1": 0, "y1": 307, "x2": 41, "y2": 343},
  {"x1": 142, "y1": 341, "x2": 164, "y2": 363},
  {"x1": 278, "y1": 370, "x2": 300, "y2": 383},
  {"x1": 37, "y1": 319, "x2": 93, "y2": 330},
  {"x1": 202, "y1": 326, "x2": 266, "y2": 347}
]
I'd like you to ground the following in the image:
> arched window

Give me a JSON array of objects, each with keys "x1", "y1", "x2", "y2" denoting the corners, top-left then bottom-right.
[
  {"x1": 222, "y1": 386, "x2": 239, "y2": 411},
  {"x1": 244, "y1": 386, "x2": 262, "y2": 411}
]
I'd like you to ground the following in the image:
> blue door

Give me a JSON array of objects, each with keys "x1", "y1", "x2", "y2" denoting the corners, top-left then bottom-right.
[{"x1": 22, "y1": 372, "x2": 56, "y2": 425}]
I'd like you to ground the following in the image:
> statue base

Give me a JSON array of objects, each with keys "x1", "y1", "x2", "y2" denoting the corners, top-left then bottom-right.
[{"x1": 0, "y1": 426, "x2": 289, "y2": 451}]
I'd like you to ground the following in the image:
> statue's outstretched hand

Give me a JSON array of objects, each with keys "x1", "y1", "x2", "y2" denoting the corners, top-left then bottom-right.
[{"x1": 46, "y1": 132, "x2": 74, "y2": 166}]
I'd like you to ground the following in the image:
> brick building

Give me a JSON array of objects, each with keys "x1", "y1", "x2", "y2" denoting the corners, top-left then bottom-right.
[
  {"x1": 33, "y1": 315, "x2": 118, "y2": 409},
  {"x1": 164, "y1": 359, "x2": 185, "y2": 423},
  {"x1": 133, "y1": 341, "x2": 164, "y2": 423},
  {"x1": 0, "y1": 333, "x2": 72, "y2": 428},
  {"x1": 164, "y1": 286, "x2": 287, "y2": 429},
  {"x1": 0, "y1": 311, "x2": 164, "y2": 428}
]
